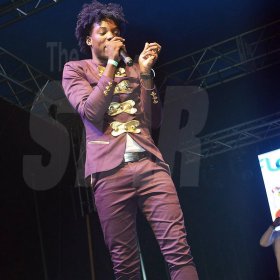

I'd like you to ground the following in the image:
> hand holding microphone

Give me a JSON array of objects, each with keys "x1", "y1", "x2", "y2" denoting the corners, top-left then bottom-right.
[{"x1": 106, "y1": 36, "x2": 133, "y2": 66}]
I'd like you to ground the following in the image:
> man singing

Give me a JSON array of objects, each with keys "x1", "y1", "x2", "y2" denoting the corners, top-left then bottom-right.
[{"x1": 62, "y1": 1, "x2": 199, "y2": 279}]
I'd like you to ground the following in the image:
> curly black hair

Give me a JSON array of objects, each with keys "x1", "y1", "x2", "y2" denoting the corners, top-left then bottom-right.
[{"x1": 75, "y1": 0, "x2": 127, "y2": 56}]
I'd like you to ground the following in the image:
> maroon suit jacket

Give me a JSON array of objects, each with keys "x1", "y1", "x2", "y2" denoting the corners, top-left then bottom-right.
[{"x1": 62, "y1": 59, "x2": 164, "y2": 179}]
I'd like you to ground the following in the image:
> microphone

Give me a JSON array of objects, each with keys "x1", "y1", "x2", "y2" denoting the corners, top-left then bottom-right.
[{"x1": 120, "y1": 49, "x2": 133, "y2": 66}]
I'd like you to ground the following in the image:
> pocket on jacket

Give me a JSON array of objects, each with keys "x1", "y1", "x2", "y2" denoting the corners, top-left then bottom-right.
[{"x1": 88, "y1": 140, "x2": 110, "y2": 145}]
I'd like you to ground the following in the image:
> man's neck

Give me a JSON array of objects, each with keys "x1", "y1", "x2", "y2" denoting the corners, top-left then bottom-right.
[{"x1": 91, "y1": 54, "x2": 107, "y2": 66}]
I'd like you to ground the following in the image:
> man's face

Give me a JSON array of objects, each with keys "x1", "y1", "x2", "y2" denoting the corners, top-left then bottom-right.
[{"x1": 86, "y1": 19, "x2": 120, "y2": 62}]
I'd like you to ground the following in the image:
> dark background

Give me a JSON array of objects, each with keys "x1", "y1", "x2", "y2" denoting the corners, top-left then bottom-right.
[{"x1": 1, "y1": 0, "x2": 280, "y2": 279}]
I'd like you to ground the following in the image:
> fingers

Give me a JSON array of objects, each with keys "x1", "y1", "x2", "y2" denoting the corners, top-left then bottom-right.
[
  {"x1": 106, "y1": 37, "x2": 126, "y2": 60},
  {"x1": 143, "y1": 42, "x2": 149, "y2": 51},
  {"x1": 142, "y1": 52, "x2": 157, "y2": 61},
  {"x1": 145, "y1": 55, "x2": 156, "y2": 65},
  {"x1": 145, "y1": 42, "x2": 161, "y2": 53},
  {"x1": 142, "y1": 42, "x2": 161, "y2": 59},
  {"x1": 111, "y1": 36, "x2": 125, "y2": 43},
  {"x1": 109, "y1": 37, "x2": 125, "y2": 49},
  {"x1": 143, "y1": 42, "x2": 161, "y2": 52},
  {"x1": 139, "y1": 42, "x2": 161, "y2": 70}
]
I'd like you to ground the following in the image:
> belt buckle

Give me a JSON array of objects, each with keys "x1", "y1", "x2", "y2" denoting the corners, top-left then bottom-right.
[{"x1": 123, "y1": 152, "x2": 147, "y2": 163}]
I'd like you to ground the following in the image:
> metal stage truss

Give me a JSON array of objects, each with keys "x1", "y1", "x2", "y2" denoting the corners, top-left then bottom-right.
[
  {"x1": 181, "y1": 111, "x2": 280, "y2": 164},
  {"x1": 157, "y1": 19, "x2": 280, "y2": 90},
  {"x1": 0, "y1": 19, "x2": 279, "y2": 111},
  {"x1": 0, "y1": 0, "x2": 63, "y2": 30},
  {"x1": 0, "y1": 46, "x2": 52, "y2": 110},
  {"x1": 0, "y1": 18, "x2": 279, "y2": 162}
]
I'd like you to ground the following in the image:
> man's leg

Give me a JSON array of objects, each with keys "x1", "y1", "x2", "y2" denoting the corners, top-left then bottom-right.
[
  {"x1": 136, "y1": 158, "x2": 199, "y2": 280},
  {"x1": 93, "y1": 165, "x2": 141, "y2": 280}
]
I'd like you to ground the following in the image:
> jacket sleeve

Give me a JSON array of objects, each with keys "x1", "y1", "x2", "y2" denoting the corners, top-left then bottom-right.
[
  {"x1": 62, "y1": 61, "x2": 116, "y2": 123},
  {"x1": 138, "y1": 67, "x2": 162, "y2": 130}
]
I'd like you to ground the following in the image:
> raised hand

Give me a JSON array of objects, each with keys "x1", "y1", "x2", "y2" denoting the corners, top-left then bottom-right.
[{"x1": 139, "y1": 42, "x2": 161, "y2": 73}]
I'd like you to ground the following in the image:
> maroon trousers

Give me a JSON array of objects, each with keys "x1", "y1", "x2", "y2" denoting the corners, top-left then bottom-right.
[{"x1": 92, "y1": 157, "x2": 199, "y2": 280}]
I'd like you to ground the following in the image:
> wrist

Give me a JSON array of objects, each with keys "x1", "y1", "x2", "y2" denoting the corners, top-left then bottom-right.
[
  {"x1": 140, "y1": 68, "x2": 155, "y2": 80},
  {"x1": 139, "y1": 77, "x2": 156, "y2": 91},
  {"x1": 140, "y1": 69, "x2": 150, "y2": 74},
  {"x1": 107, "y1": 59, "x2": 118, "y2": 67}
]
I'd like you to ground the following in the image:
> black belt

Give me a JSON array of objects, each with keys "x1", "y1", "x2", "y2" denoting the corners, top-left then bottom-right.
[{"x1": 123, "y1": 152, "x2": 149, "y2": 163}]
